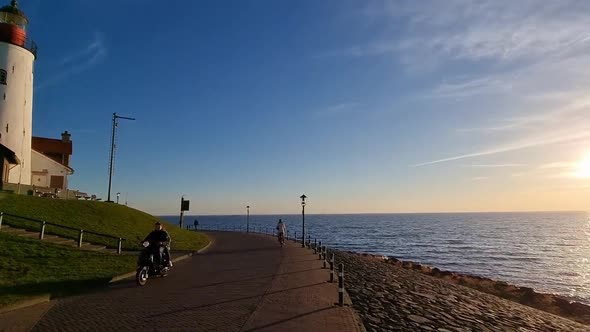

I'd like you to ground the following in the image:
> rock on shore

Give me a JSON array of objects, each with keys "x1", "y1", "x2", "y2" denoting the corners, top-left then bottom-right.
[{"x1": 334, "y1": 251, "x2": 590, "y2": 332}]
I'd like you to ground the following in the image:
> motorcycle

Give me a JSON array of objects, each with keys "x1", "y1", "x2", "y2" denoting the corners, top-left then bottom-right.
[{"x1": 136, "y1": 241, "x2": 171, "y2": 286}]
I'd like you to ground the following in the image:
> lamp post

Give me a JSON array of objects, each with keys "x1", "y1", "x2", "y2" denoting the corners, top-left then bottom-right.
[
  {"x1": 107, "y1": 112, "x2": 135, "y2": 202},
  {"x1": 300, "y1": 194, "x2": 307, "y2": 247},
  {"x1": 116, "y1": 192, "x2": 120, "y2": 204},
  {"x1": 246, "y1": 205, "x2": 250, "y2": 233}
]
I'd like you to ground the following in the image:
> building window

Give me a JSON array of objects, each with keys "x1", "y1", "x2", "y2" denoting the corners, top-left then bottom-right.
[{"x1": 0, "y1": 69, "x2": 6, "y2": 85}]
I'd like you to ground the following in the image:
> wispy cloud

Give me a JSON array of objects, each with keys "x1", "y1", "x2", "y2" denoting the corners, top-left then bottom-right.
[
  {"x1": 59, "y1": 36, "x2": 105, "y2": 66},
  {"x1": 415, "y1": 130, "x2": 590, "y2": 167},
  {"x1": 462, "y1": 164, "x2": 525, "y2": 168},
  {"x1": 322, "y1": 1, "x2": 590, "y2": 173},
  {"x1": 354, "y1": 1, "x2": 590, "y2": 63},
  {"x1": 538, "y1": 162, "x2": 576, "y2": 169},
  {"x1": 314, "y1": 102, "x2": 359, "y2": 116},
  {"x1": 428, "y1": 77, "x2": 510, "y2": 99},
  {"x1": 36, "y1": 32, "x2": 107, "y2": 90},
  {"x1": 471, "y1": 176, "x2": 489, "y2": 181}
]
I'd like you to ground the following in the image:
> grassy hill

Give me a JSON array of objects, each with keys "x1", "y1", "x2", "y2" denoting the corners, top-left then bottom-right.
[
  {"x1": 0, "y1": 194, "x2": 208, "y2": 251},
  {"x1": 0, "y1": 232, "x2": 137, "y2": 306}
]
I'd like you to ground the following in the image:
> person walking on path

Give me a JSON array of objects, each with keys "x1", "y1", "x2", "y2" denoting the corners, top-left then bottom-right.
[{"x1": 276, "y1": 219, "x2": 286, "y2": 246}]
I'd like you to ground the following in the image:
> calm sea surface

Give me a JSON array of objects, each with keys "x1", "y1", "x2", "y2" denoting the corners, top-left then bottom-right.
[{"x1": 161, "y1": 212, "x2": 590, "y2": 305}]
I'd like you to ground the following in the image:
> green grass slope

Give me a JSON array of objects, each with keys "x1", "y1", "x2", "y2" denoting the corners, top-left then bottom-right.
[
  {"x1": 0, "y1": 232, "x2": 137, "y2": 306},
  {"x1": 0, "y1": 194, "x2": 208, "y2": 251}
]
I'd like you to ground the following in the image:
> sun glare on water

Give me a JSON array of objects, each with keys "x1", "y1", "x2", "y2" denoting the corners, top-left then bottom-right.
[{"x1": 574, "y1": 154, "x2": 590, "y2": 178}]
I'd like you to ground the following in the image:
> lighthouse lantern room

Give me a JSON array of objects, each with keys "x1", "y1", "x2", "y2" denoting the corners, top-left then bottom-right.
[{"x1": 0, "y1": 0, "x2": 36, "y2": 185}]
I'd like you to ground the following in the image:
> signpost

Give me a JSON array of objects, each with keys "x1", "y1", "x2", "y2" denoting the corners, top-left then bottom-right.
[{"x1": 179, "y1": 196, "x2": 190, "y2": 228}]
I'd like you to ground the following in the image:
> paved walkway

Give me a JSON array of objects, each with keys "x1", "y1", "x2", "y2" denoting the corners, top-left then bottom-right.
[{"x1": 0, "y1": 232, "x2": 362, "y2": 332}]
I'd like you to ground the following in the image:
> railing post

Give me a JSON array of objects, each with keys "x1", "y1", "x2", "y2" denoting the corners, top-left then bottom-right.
[
  {"x1": 318, "y1": 241, "x2": 322, "y2": 259},
  {"x1": 117, "y1": 238, "x2": 122, "y2": 254},
  {"x1": 329, "y1": 253, "x2": 335, "y2": 282},
  {"x1": 0, "y1": 212, "x2": 3, "y2": 230},
  {"x1": 338, "y1": 263, "x2": 344, "y2": 306},
  {"x1": 294, "y1": 231, "x2": 297, "y2": 243},
  {"x1": 323, "y1": 246, "x2": 327, "y2": 269},
  {"x1": 307, "y1": 235, "x2": 311, "y2": 248},
  {"x1": 78, "y1": 230, "x2": 84, "y2": 248},
  {"x1": 39, "y1": 221, "x2": 46, "y2": 240},
  {"x1": 314, "y1": 238, "x2": 317, "y2": 254}
]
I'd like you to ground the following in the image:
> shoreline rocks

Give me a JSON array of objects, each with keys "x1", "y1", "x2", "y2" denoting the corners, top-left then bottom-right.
[
  {"x1": 371, "y1": 252, "x2": 590, "y2": 325},
  {"x1": 334, "y1": 250, "x2": 590, "y2": 331}
]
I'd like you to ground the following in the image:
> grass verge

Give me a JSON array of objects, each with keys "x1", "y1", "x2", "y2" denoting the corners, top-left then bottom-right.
[
  {"x1": 0, "y1": 232, "x2": 137, "y2": 306},
  {"x1": 0, "y1": 193, "x2": 208, "y2": 251}
]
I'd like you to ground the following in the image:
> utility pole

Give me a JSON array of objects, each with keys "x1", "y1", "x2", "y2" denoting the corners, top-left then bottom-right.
[{"x1": 107, "y1": 112, "x2": 135, "y2": 202}]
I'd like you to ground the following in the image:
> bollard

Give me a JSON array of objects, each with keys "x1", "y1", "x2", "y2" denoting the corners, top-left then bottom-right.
[
  {"x1": 318, "y1": 241, "x2": 322, "y2": 259},
  {"x1": 314, "y1": 238, "x2": 317, "y2": 254},
  {"x1": 0, "y1": 211, "x2": 3, "y2": 230},
  {"x1": 338, "y1": 263, "x2": 344, "y2": 306},
  {"x1": 329, "y1": 253, "x2": 335, "y2": 282},
  {"x1": 39, "y1": 221, "x2": 46, "y2": 240},
  {"x1": 323, "y1": 246, "x2": 327, "y2": 269},
  {"x1": 117, "y1": 238, "x2": 122, "y2": 254},
  {"x1": 78, "y1": 230, "x2": 84, "y2": 248}
]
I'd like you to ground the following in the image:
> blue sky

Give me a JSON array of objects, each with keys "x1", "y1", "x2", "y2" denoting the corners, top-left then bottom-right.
[{"x1": 24, "y1": 0, "x2": 590, "y2": 215}]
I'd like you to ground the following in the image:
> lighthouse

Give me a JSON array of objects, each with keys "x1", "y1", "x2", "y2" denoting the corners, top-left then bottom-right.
[{"x1": 0, "y1": 0, "x2": 36, "y2": 185}]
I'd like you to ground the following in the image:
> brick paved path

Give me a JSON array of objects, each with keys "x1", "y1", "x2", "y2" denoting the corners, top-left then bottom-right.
[{"x1": 0, "y1": 232, "x2": 361, "y2": 332}]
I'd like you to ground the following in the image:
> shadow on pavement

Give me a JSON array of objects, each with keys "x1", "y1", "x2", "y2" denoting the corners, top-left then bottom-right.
[
  {"x1": 186, "y1": 267, "x2": 323, "y2": 291},
  {"x1": 242, "y1": 307, "x2": 336, "y2": 332},
  {"x1": 0, "y1": 278, "x2": 111, "y2": 303},
  {"x1": 149, "y1": 282, "x2": 328, "y2": 318},
  {"x1": 202, "y1": 246, "x2": 277, "y2": 256}
]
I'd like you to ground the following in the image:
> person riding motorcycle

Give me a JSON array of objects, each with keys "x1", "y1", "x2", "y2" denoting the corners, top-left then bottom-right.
[{"x1": 142, "y1": 222, "x2": 172, "y2": 268}]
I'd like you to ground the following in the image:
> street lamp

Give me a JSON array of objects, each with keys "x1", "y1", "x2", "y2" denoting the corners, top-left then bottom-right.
[
  {"x1": 246, "y1": 205, "x2": 250, "y2": 233},
  {"x1": 116, "y1": 192, "x2": 120, "y2": 204},
  {"x1": 300, "y1": 194, "x2": 307, "y2": 247}
]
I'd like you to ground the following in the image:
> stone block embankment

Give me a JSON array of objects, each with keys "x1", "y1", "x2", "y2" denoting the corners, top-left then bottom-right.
[{"x1": 335, "y1": 251, "x2": 589, "y2": 332}]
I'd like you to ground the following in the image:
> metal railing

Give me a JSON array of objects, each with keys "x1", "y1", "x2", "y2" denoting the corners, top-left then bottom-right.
[
  {"x1": 0, "y1": 212, "x2": 125, "y2": 254},
  {"x1": 23, "y1": 38, "x2": 37, "y2": 57}
]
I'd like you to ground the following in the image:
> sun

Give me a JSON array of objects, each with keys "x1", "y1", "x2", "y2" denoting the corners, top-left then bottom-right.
[{"x1": 574, "y1": 154, "x2": 590, "y2": 178}]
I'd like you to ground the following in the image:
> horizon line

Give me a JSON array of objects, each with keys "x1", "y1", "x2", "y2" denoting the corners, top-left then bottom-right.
[{"x1": 157, "y1": 210, "x2": 588, "y2": 217}]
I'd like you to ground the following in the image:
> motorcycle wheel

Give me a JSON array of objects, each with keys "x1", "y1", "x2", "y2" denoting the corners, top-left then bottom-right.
[{"x1": 136, "y1": 266, "x2": 149, "y2": 286}]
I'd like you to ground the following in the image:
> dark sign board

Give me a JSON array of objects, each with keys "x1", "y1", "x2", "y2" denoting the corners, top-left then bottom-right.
[{"x1": 181, "y1": 199, "x2": 190, "y2": 211}]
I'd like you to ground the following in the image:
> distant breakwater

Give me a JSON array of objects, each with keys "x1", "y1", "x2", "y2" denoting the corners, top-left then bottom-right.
[{"x1": 334, "y1": 250, "x2": 590, "y2": 330}]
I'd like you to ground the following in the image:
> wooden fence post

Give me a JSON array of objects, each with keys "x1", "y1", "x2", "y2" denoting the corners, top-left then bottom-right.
[
  {"x1": 39, "y1": 221, "x2": 46, "y2": 240},
  {"x1": 78, "y1": 230, "x2": 84, "y2": 248}
]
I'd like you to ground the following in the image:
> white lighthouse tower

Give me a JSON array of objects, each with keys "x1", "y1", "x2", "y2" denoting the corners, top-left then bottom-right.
[{"x1": 0, "y1": 0, "x2": 35, "y2": 185}]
